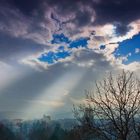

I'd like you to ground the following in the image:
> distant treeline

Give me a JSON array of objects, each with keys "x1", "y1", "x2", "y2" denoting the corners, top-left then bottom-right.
[{"x1": 0, "y1": 118, "x2": 98, "y2": 140}]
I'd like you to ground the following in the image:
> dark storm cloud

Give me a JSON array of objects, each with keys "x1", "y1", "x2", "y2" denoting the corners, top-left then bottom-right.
[
  {"x1": 93, "y1": 0, "x2": 140, "y2": 24},
  {"x1": 1, "y1": 0, "x2": 140, "y2": 34},
  {"x1": 51, "y1": 0, "x2": 140, "y2": 35},
  {"x1": 2, "y1": 0, "x2": 140, "y2": 36},
  {"x1": 0, "y1": 2, "x2": 50, "y2": 64},
  {"x1": 0, "y1": 0, "x2": 139, "y2": 66},
  {"x1": 3, "y1": 0, "x2": 139, "y2": 69},
  {"x1": 1, "y1": 0, "x2": 44, "y2": 16},
  {"x1": 114, "y1": 23, "x2": 133, "y2": 36},
  {"x1": 92, "y1": 0, "x2": 140, "y2": 35},
  {"x1": 73, "y1": 10, "x2": 93, "y2": 27},
  {"x1": 0, "y1": 32, "x2": 45, "y2": 64}
]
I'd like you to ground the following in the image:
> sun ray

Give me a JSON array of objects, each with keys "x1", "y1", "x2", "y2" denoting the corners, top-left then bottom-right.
[{"x1": 23, "y1": 68, "x2": 86, "y2": 119}]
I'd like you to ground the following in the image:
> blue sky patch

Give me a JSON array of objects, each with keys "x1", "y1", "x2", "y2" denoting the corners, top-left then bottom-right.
[
  {"x1": 51, "y1": 33, "x2": 70, "y2": 44},
  {"x1": 100, "y1": 45, "x2": 106, "y2": 50},
  {"x1": 38, "y1": 50, "x2": 71, "y2": 64},
  {"x1": 51, "y1": 33, "x2": 89, "y2": 49},
  {"x1": 69, "y1": 37, "x2": 89, "y2": 49},
  {"x1": 114, "y1": 33, "x2": 140, "y2": 64},
  {"x1": 55, "y1": 51, "x2": 71, "y2": 60},
  {"x1": 38, "y1": 34, "x2": 91, "y2": 65},
  {"x1": 57, "y1": 46, "x2": 65, "y2": 51},
  {"x1": 38, "y1": 51, "x2": 55, "y2": 64}
]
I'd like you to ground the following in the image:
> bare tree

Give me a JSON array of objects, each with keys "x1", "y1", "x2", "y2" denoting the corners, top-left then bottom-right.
[
  {"x1": 73, "y1": 104, "x2": 102, "y2": 140},
  {"x1": 74, "y1": 71, "x2": 140, "y2": 140}
]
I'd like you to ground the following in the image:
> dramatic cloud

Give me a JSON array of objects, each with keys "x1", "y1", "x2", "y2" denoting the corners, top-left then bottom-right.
[
  {"x1": 16, "y1": 0, "x2": 140, "y2": 33},
  {"x1": 1, "y1": 0, "x2": 140, "y2": 43}
]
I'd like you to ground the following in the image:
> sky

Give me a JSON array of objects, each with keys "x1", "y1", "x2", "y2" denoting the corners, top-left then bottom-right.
[{"x1": 0, "y1": 0, "x2": 140, "y2": 120}]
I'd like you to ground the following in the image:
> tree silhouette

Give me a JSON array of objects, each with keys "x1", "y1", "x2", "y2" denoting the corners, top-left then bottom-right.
[
  {"x1": 0, "y1": 123, "x2": 17, "y2": 140},
  {"x1": 49, "y1": 123, "x2": 67, "y2": 140},
  {"x1": 74, "y1": 71, "x2": 140, "y2": 140},
  {"x1": 28, "y1": 120, "x2": 50, "y2": 140}
]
